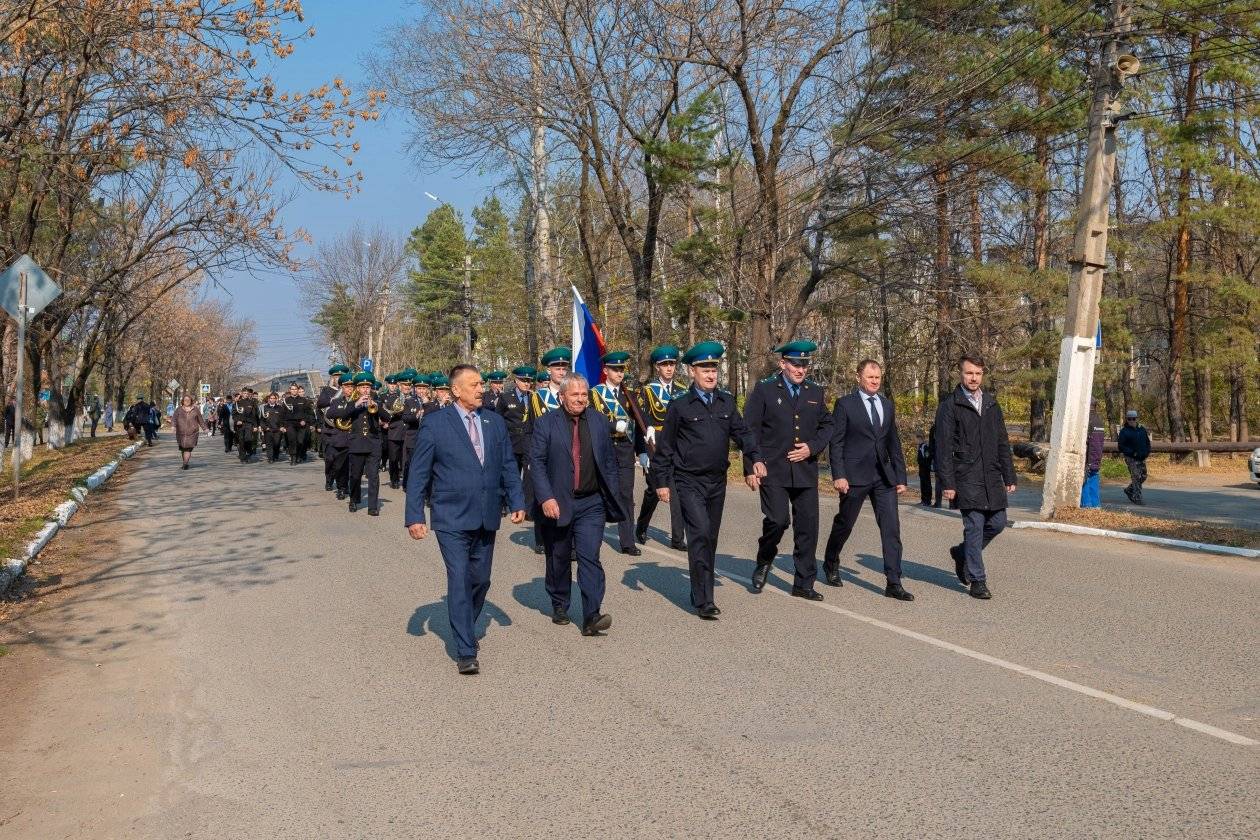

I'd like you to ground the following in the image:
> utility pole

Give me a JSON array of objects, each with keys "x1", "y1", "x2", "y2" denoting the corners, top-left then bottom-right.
[
  {"x1": 462, "y1": 254, "x2": 473, "y2": 360},
  {"x1": 12, "y1": 272, "x2": 27, "y2": 501},
  {"x1": 1040, "y1": 0, "x2": 1138, "y2": 518}
]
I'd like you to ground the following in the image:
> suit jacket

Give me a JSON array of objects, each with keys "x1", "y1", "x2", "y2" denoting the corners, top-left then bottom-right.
[
  {"x1": 742, "y1": 374, "x2": 832, "y2": 487},
  {"x1": 405, "y1": 405, "x2": 524, "y2": 531},
  {"x1": 529, "y1": 407, "x2": 626, "y2": 526},
  {"x1": 828, "y1": 390, "x2": 907, "y2": 486},
  {"x1": 933, "y1": 386, "x2": 1015, "y2": 510}
]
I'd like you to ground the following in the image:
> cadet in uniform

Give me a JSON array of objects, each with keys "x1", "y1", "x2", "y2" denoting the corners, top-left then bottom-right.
[
  {"x1": 591, "y1": 351, "x2": 646, "y2": 555},
  {"x1": 484, "y1": 370, "x2": 508, "y2": 413},
  {"x1": 383, "y1": 372, "x2": 408, "y2": 489},
  {"x1": 499, "y1": 365, "x2": 538, "y2": 542},
  {"x1": 742, "y1": 340, "x2": 832, "y2": 598},
  {"x1": 319, "y1": 365, "x2": 350, "y2": 488},
  {"x1": 260, "y1": 391, "x2": 286, "y2": 463},
  {"x1": 327, "y1": 372, "x2": 385, "y2": 515},
  {"x1": 293, "y1": 383, "x2": 316, "y2": 463},
  {"x1": 233, "y1": 388, "x2": 261, "y2": 463},
  {"x1": 431, "y1": 373, "x2": 452, "y2": 408},
  {"x1": 527, "y1": 348, "x2": 570, "y2": 552},
  {"x1": 325, "y1": 376, "x2": 356, "y2": 499},
  {"x1": 398, "y1": 370, "x2": 424, "y2": 489},
  {"x1": 654, "y1": 342, "x2": 764, "y2": 619},
  {"x1": 635, "y1": 345, "x2": 687, "y2": 549}
]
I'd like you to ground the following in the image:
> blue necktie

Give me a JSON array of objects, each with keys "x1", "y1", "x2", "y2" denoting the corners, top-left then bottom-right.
[
  {"x1": 788, "y1": 383, "x2": 799, "y2": 400},
  {"x1": 868, "y1": 396, "x2": 880, "y2": 428}
]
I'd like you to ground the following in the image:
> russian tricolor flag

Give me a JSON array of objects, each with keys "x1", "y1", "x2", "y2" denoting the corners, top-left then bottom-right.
[{"x1": 572, "y1": 285, "x2": 606, "y2": 384}]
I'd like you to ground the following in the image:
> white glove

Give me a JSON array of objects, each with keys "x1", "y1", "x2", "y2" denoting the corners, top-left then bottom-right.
[
  {"x1": 615, "y1": 418, "x2": 629, "y2": 435},
  {"x1": 644, "y1": 426, "x2": 656, "y2": 446},
  {"x1": 639, "y1": 453, "x2": 650, "y2": 470}
]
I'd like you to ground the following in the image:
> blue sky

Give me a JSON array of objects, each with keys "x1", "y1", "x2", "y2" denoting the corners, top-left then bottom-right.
[{"x1": 210, "y1": 0, "x2": 495, "y2": 371}]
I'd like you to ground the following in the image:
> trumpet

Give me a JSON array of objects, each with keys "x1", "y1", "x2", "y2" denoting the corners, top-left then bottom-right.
[{"x1": 366, "y1": 397, "x2": 378, "y2": 413}]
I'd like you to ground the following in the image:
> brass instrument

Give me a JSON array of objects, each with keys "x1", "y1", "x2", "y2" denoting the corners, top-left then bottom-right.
[{"x1": 366, "y1": 397, "x2": 378, "y2": 414}]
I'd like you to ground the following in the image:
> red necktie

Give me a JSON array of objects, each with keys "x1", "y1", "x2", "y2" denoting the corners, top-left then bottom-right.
[{"x1": 571, "y1": 416, "x2": 581, "y2": 488}]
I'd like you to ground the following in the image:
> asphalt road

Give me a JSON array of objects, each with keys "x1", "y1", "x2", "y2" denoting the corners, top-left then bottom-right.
[{"x1": 1, "y1": 439, "x2": 1257, "y2": 838}]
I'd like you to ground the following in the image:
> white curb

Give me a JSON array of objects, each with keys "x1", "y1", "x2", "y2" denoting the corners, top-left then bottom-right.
[
  {"x1": 1, "y1": 441, "x2": 144, "y2": 594},
  {"x1": 1010, "y1": 520, "x2": 1260, "y2": 559}
]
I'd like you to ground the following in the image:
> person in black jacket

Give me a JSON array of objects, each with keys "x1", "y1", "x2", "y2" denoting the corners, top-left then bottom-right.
[
  {"x1": 233, "y1": 389, "x2": 261, "y2": 462},
  {"x1": 498, "y1": 367, "x2": 539, "y2": 547},
  {"x1": 934, "y1": 354, "x2": 1017, "y2": 600},
  {"x1": 259, "y1": 392, "x2": 285, "y2": 462},
  {"x1": 217, "y1": 396, "x2": 235, "y2": 452},
  {"x1": 1117, "y1": 409, "x2": 1151, "y2": 504},
  {"x1": 742, "y1": 340, "x2": 832, "y2": 598},
  {"x1": 327, "y1": 372, "x2": 384, "y2": 514},
  {"x1": 654, "y1": 341, "x2": 764, "y2": 619},
  {"x1": 823, "y1": 359, "x2": 913, "y2": 601}
]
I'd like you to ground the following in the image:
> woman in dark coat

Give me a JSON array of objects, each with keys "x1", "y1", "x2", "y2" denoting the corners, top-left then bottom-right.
[{"x1": 171, "y1": 395, "x2": 208, "y2": 469}]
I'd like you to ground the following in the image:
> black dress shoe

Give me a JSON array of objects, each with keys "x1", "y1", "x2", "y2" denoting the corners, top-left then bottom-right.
[
  {"x1": 697, "y1": 605, "x2": 720, "y2": 620},
  {"x1": 456, "y1": 658, "x2": 479, "y2": 675},
  {"x1": 635, "y1": 526, "x2": 647, "y2": 545},
  {"x1": 822, "y1": 562, "x2": 842, "y2": 587},
  {"x1": 325, "y1": 481, "x2": 334, "y2": 491},
  {"x1": 335, "y1": 490, "x2": 346, "y2": 500},
  {"x1": 551, "y1": 609, "x2": 571, "y2": 625},
  {"x1": 671, "y1": 540, "x2": 688, "y2": 551},
  {"x1": 791, "y1": 588, "x2": 823, "y2": 601},
  {"x1": 347, "y1": 502, "x2": 357, "y2": 513},
  {"x1": 969, "y1": 580, "x2": 992, "y2": 599},
  {"x1": 950, "y1": 545, "x2": 970, "y2": 586},
  {"x1": 621, "y1": 546, "x2": 642, "y2": 556},
  {"x1": 581, "y1": 614, "x2": 612, "y2": 636},
  {"x1": 533, "y1": 544, "x2": 545, "y2": 556},
  {"x1": 368, "y1": 508, "x2": 379, "y2": 516},
  {"x1": 751, "y1": 563, "x2": 772, "y2": 592},
  {"x1": 884, "y1": 583, "x2": 915, "y2": 601}
]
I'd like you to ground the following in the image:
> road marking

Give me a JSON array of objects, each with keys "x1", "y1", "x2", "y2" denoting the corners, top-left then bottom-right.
[{"x1": 629, "y1": 539, "x2": 1257, "y2": 747}]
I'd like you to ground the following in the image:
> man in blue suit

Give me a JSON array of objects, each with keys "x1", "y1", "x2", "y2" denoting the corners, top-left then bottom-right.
[
  {"x1": 530, "y1": 373, "x2": 626, "y2": 636},
  {"x1": 823, "y1": 359, "x2": 913, "y2": 601},
  {"x1": 405, "y1": 364, "x2": 526, "y2": 675}
]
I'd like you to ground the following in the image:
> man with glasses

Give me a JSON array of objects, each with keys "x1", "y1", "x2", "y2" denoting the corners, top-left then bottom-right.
[{"x1": 743, "y1": 340, "x2": 833, "y2": 599}]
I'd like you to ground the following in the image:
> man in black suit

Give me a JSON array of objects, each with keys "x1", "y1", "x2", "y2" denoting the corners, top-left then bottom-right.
[
  {"x1": 530, "y1": 372, "x2": 625, "y2": 635},
  {"x1": 823, "y1": 359, "x2": 914, "y2": 601},
  {"x1": 743, "y1": 340, "x2": 833, "y2": 599}
]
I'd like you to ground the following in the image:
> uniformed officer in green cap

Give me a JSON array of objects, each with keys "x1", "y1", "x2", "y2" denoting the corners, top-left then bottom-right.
[
  {"x1": 532, "y1": 347, "x2": 571, "y2": 416},
  {"x1": 431, "y1": 373, "x2": 452, "y2": 407},
  {"x1": 326, "y1": 371, "x2": 385, "y2": 514},
  {"x1": 635, "y1": 344, "x2": 688, "y2": 549},
  {"x1": 484, "y1": 370, "x2": 508, "y2": 414},
  {"x1": 396, "y1": 370, "x2": 424, "y2": 489},
  {"x1": 381, "y1": 373, "x2": 409, "y2": 488},
  {"x1": 654, "y1": 341, "x2": 765, "y2": 619},
  {"x1": 592, "y1": 351, "x2": 647, "y2": 555},
  {"x1": 742, "y1": 340, "x2": 833, "y2": 599},
  {"x1": 325, "y1": 374, "x2": 357, "y2": 499},
  {"x1": 318, "y1": 364, "x2": 351, "y2": 480}
]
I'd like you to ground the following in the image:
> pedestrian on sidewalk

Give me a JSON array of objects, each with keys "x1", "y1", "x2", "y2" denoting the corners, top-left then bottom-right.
[
  {"x1": 86, "y1": 394, "x2": 102, "y2": 437},
  {"x1": 1118, "y1": 409, "x2": 1151, "y2": 505},
  {"x1": 934, "y1": 354, "x2": 1017, "y2": 601},
  {"x1": 1080, "y1": 404, "x2": 1105, "y2": 509},
  {"x1": 172, "y1": 395, "x2": 208, "y2": 469},
  {"x1": 103, "y1": 401, "x2": 115, "y2": 432},
  {"x1": 405, "y1": 364, "x2": 525, "y2": 676}
]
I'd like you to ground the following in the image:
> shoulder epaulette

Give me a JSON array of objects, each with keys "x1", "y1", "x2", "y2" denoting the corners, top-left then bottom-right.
[{"x1": 760, "y1": 375, "x2": 777, "y2": 384}]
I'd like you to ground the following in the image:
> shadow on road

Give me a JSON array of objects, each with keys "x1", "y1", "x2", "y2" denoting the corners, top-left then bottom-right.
[
  {"x1": 406, "y1": 597, "x2": 512, "y2": 662},
  {"x1": 622, "y1": 560, "x2": 719, "y2": 613},
  {"x1": 510, "y1": 575, "x2": 553, "y2": 617},
  {"x1": 855, "y1": 553, "x2": 965, "y2": 593}
]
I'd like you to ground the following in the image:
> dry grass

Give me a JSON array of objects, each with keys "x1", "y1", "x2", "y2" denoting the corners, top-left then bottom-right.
[
  {"x1": 1051, "y1": 507, "x2": 1260, "y2": 549},
  {"x1": 0, "y1": 437, "x2": 135, "y2": 559}
]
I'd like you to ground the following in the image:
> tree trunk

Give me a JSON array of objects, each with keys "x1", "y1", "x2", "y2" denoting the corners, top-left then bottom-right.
[
  {"x1": 1167, "y1": 33, "x2": 1200, "y2": 442},
  {"x1": 1229, "y1": 363, "x2": 1248, "y2": 441},
  {"x1": 933, "y1": 164, "x2": 953, "y2": 398}
]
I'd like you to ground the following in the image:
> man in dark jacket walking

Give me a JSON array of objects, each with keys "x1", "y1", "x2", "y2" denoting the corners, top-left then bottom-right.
[
  {"x1": 934, "y1": 354, "x2": 1017, "y2": 600},
  {"x1": 1117, "y1": 409, "x2": 1151, "y2": 504}
]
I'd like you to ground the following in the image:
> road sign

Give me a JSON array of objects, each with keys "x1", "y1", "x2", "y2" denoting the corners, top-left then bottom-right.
[
  {"x1": 200, "y1": 383, "x2": 211, "y2": 394},
  {"x1": 38, "y1": 389, "x2": 49, "y2": 401},
  {"x1": 0, "y1": 255, "x2": 61, "y2": 319},
  {"x1": 361, "y1": 358, "x2": 374, "y2": 373},
  {"x1": 167, "y1": 378, "x2": 180, "y2": 392}
]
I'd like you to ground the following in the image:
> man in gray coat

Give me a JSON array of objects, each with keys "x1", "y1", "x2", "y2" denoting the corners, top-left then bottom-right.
[{"x1": 933, "y1": 354, "x2": 1016, "y2": 600}]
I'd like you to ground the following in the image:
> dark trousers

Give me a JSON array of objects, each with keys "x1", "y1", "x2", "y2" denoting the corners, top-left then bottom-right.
[
  {"x1": 285, "y1": 426, "x2": 304, "y2": 463},
  {"x1": 236, "y1": 433, "x2": 256, "y2": 461},
  {"x1": 264, "y1": 431, "x2": 283, "y2": 461},
  {"x1": 515, "y1": 451, "x2": 543, "y2": 548},
  {"x1": 612, "y1": 441, "x2": 637, "y2": 550},
  {"x1": 403, "y1": 437, "x2": 417, "y2": 488},
  {"x1": 435, "y1": 527, "x2": 496, "y2": 660},
  {"x1": 143, "y1": 423, "x2": 157, "y2": 444},
  {"x1": 222, "y1": 426, "x2": 235, "y2": 452},
  {"x1": 958, "y1": 508, "x2": 1006, "y2": 583},
  {"x1": 917, "y1": 458, "x2": 933, "y2": 505},
  {"x1": 755, "y1": 483, "x2": 819, "y2": 591},
  {"x1": 824, "y1": 480, "x2": 903, "y2": 584},
  {"x1": 386, "y1": 438, "x2": 405, "y2": 484},
  {"x1": 637, "y1": 467, "x2": 684, "y2": 544},
  {"x1": 324, "y1": 442, "x2": 349, "y2": 492},
  {"x1": 675, "y1": 472, "x2": 726, "y2": 608},
  {"x1": 347, "y1": 446, "x2": 381, "y2": 508},
  {"x1": 89, "y1": 417, "x2": 99, "y2": 437},
  {"x1": 3, "y1": 426, "x2": 12, "y2": 447},
  {"x1": 540, "y1": 493, "x2": 607, "y2": 623}
]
